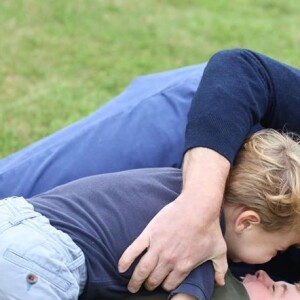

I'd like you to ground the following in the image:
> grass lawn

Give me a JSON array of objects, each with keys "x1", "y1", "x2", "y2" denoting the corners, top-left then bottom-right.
[{"x1": 1, "y1": 0, "x2": 300, "y2": 158}]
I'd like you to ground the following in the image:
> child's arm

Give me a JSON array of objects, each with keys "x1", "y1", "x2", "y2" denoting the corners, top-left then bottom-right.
[{"x1": 168, "y1": 261, "x2": 214, "y2": 300}]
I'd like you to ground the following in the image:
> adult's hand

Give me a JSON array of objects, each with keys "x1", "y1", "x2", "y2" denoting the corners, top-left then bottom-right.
[{"x1": 118, "y1": 147, "x2": 230, "y2": 293}]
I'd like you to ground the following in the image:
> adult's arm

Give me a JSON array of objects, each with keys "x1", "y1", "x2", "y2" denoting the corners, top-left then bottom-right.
[
  {"x1": 185, "y1": 48, "x2": 300, "y2": 161},
  {"x1": 119, "y1": 49, "x2": 300, "y2": 292},
  {"x1": 119, "y1": 147, "x2": 229, "y2": 292}
]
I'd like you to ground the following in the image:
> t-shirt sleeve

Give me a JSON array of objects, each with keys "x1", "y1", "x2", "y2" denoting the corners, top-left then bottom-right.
[
  {"x1": 185, "y1": 48, "x2": 300, "y2": 163},
  {"x1": 168, "y1": 261, "x2": 214, "y2": 300}
]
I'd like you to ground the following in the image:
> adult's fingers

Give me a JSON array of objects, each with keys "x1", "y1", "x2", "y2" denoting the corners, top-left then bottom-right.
[
  {"x1": 160, "y1": 267, "x2": 189, "y2": 291},
  {"x1": 118, "y1": 232, "x2": 150, "y2": 273},
  {"x1": 144, "y1": 258, "x2": 175, "y2": 291},
  {"x1": 127, "y1": 249, "x2": 160, "y2": 293}
]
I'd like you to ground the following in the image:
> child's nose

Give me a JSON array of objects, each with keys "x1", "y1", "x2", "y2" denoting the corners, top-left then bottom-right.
[{"x1": 255, "y1": 270, "x2": 275, "y2": 286}]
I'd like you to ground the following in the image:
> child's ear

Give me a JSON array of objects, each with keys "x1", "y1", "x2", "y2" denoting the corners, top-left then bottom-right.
[{"x1": 235, "y1": 210, "x2": 261, "y2": 233}]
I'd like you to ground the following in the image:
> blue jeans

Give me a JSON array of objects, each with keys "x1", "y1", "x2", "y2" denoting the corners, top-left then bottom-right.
[{"x1": 0, "y1": 197, "x2": 87, "y2": 299}]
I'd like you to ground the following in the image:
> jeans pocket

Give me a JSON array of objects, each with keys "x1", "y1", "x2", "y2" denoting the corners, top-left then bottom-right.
[{"x1": 3, "y1": 248, "x2": 72, "y2": 292}]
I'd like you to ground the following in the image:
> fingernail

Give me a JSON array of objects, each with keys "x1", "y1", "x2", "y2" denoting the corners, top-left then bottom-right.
[{"x1": 128, "y1": 285, "x2": 137, "y2": 293}]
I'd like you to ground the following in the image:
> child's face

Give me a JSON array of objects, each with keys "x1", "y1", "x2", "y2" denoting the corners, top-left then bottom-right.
[
  {"x1": 226, "y1": 223, "x2": 299, "y2": 264},
  {"x1": 243, "y1": 270, "x2": 300, "y2": 300}
]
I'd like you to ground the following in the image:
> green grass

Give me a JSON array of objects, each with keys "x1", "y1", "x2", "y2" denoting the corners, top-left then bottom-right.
[{"x1": 1, "y1": 0, "x2": 300, "y2": 158}]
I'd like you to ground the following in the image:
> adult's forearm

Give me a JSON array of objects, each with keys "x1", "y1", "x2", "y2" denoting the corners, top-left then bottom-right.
[
  {"x1": 181, "y1": 147, "x2": 230, "y2": 219},
  {"x1": 185, "y1": 49, "x2": 300, "y2": 164}
]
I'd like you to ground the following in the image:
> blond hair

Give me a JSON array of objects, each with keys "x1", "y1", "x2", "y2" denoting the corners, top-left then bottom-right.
[{"x1": 225, "y1": 129, "x2": 300, "y2": 232}]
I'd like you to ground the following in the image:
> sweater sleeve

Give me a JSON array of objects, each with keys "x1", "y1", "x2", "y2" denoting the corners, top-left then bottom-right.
[
  {"x1": 168, "y1": 261, "x2": 214, "y2": 300},
  {"x1": 185, "y1": 49, "x2": 300, "y2": 163}
]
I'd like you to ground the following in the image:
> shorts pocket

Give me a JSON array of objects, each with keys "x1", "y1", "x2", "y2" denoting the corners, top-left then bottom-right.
[{"x1": 3, "y1": 248, "x2": 72, "y2": 292}]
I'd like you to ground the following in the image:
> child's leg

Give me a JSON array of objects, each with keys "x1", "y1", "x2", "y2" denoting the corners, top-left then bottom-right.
[
  {"x1": 0, "y1": 63, "x2": 206, "y2": 198},
  {"x1": 0, "y1": 197, "x2": 86, "y2": 299}
]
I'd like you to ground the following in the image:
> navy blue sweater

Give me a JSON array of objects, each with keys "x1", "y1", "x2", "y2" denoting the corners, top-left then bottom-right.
[
  {"x1": 185, "y1": 48, "x2": 300, "y2": 282},
  {"x1": 185, "y1": 49, "x2": 300, "y2": 163},
  {"x1": 28, "y1": 168, "x2": 215, "y2": 300}
]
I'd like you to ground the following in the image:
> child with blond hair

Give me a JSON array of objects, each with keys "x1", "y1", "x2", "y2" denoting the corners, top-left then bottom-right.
[{"x1": 1, "y1": 129, "x2": 300, "y2": 300}]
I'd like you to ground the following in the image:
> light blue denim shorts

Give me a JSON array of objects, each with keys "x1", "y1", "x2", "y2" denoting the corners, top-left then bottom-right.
[{"x1": 0, "y1": 197, "x2": 87, "y2": 300}]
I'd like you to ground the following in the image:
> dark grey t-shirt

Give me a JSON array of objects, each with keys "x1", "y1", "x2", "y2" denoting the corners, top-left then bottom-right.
[{"x1": 212, "y1": 271, "x2": 249, "y2": 300}]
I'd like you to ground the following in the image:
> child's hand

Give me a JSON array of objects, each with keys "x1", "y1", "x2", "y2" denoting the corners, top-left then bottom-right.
[{"x1": 171, "y1": 294, "x2": 197, "y2": 300}]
